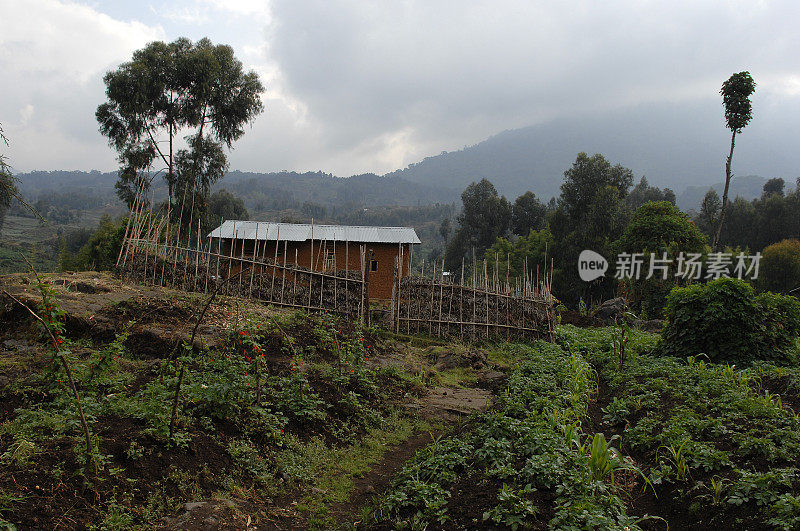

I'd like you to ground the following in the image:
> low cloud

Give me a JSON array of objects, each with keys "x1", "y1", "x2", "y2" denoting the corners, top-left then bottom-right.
[
  {"x1": 0, "y1": 0, "x2": 164, "y2": 171},
  {"x1": 2, "y1": 0, "x2": 799, "y2": 185}
]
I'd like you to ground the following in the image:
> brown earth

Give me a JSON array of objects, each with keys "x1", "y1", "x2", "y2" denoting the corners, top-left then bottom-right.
[{"x1": 0, "y1": 271, "x2": 508, "y2": 530}]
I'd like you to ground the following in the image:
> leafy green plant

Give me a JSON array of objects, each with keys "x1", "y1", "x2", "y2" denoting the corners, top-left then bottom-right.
[
  {"x1": 659, "y1": 278, "x2": 800, "y2": 364},
  {"x1": 383, "y1": 476, "x2": 450, "y2": 528},
  {"x1": 482, "y1": 483, "x2": 538, "y2": 530},
  {"x1": 578, "y1": 297, "x2": 588, "y2": 317}
]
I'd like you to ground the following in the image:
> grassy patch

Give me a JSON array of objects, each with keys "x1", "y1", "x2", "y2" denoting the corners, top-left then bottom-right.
[{"x1": 294, "y1": 411, "x2": 430, "y2": 528}]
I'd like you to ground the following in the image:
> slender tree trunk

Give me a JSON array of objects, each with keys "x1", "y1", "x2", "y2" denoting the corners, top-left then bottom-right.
[
  {"x1": 169, "y1": 120, "x2": 173, "y2": 203},
  {"x1": 713, "y1": 129, "x2": 737, "y2": 251}
]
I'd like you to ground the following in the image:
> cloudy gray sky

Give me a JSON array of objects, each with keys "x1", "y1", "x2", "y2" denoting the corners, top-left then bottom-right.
[{"x1": 1, "y1": 0, "x2": 799, "y2": 180}]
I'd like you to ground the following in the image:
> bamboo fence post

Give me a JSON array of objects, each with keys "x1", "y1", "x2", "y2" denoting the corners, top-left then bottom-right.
[
  {"x1": 150, "y1": 216, "x2": 162, "y2": 286},
  {"x1": 406, "y1": 247, "x2": 412, "y2": 334},
  {"x1": 365, "y1": 249, "x2": 372, "y2": 326},
  {"x1": 391, "y1": 256, "x2": 397, "y2": 329},
  {"x1": 521, "y1": 259, "x2": 526, "y2": 336},
  {"x1": 214, "y1": 225, "x2": 222, "y2": 291},
  {"x1": 333, "y1": 239, "x2": 338, "y2": 313},
  {"x1": 437, "y1": 259, "x2": 444, "y2": 337},
  {"x1": 308, "y1": 221, "x2": 314, "y2": 310},
  {"x1": 345, "y1": 240, "x2": 349, "y2": 316},
  {"x1": 271, "y1": 225, "x2": 280, "y2": 303},
  {"x1": 472, "y1": 257, "x2": 477, "y2": 339},
  {"x1": 428, "y1": 260, "x2": 436, "y2": 335},
  {"x1": 120, "y1": 179, "x2": 145, "y2": 272},
  {"x1": 154, "y1": 216, "x2": 167, "y2": 286},
  {"x1": 120, "y1": 175, "x2": 147, "y2": 268},
  {"x1": 506, "y1": 253, "x2": 511, "y2": 340},
  {"x1": 170, "y1": 185, "x2": 187, "y2": 282},
  {"x1": 256, "y1": 224, "x2": 266, "y2": 299},
  {"x1": 280, "y1": 240, "x2": 287, "y2": 306},
  {"x1": 127, "y1": 182, "x2": 150, "y2": 270},
  {"x1": 396, "y1": 245, "x2": 403, "y2": 332},
  {"x1": 142, "y1": 206, "x2": 154, "y2": 282},
  {"x1": 249, "y1": 223, "x2": 259, "y2": 298},
  {"x1": 460, "y1": 258, "x2": 465, "y2": 340},
  {"x1": 396, "y1": 243, "x2": 403, "y2": 333},
  {"x1": 116, "y1": 188, "x2": 138, "y2": 267},
  {"x1": 293, "y1": 248, "x2": 298, "y2": 307},
  {"x1": 484, "y1": 259, "x2": 489, "y2": 338},
  {"x1": 419, "y1": 259, "x2": 424, "y2": 335},
  {"x1": 319, "y1": 240, "x2": 326, "y2": 310},
  {"x1": 448, "y1": 277, "x2": 454, "y2": 337},
  {"x1": 194, "y1": 218, "x2": 201, "y2": 292},
  {"x1": 204, "y1": 236, "x2": 212, "y2": 293},
  {"x1": 225, "y1": 221, "x2": 236, "y2": 296},
  {"x1": 359, "y1": 245, "x2": 366, "y2": 324},
  {"x1": 237, "y1": 224, "x2": 247, "y2": 295},
  {"x1": 160, "y1": 192, "x2": 172, "y2": 278}
]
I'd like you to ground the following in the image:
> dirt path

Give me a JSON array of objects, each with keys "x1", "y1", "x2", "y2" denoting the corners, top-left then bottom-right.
[
  {"x1": 330, "y1": 429, "x2": 441, "y2": 527},
  {"x1": 328, "y1": 385, "x2": 491, "y2": 528}
]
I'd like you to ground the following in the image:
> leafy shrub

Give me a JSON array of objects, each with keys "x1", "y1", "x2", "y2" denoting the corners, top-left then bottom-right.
[
  {"x1": 759, "y1": 239, "x2": 800, "y2": 294},
  {"x1": 659, "y1": 278, "x2": 800, "y2": 364},
  {"x1": 613, "y1": 200, "x2": 709, "y2": 317},
  {"x1": 59, "y1": 214, "x2": 126, "y2": 271}
]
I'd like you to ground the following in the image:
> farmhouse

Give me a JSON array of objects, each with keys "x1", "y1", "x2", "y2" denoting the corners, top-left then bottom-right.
[{"x1": 208, "y1": 221, "x2": 420, "y2": 300}]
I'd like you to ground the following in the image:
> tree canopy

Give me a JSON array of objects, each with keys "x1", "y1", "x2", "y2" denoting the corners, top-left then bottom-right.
[
  {"x1": 203, "y1": 189, "x2": 250, "y2": 234},
  {"x1": 548, "y1": 153, "x2": 634, "y2": 304},
  {"x1": 615, "y1": 201, "x2": 707, "y2": 255},
  {"x1": 511, "y1": 191, "x2": 547, "y2": 236},
  {"x1": 721, "y1": 72, "x2": 756, "y2": 133},
  {"x1": 444, "y1": 179, "x2": 511, "y2": 270},
  {"x1": 96, "y1": 37, "x2": 264, "y2": 218},
  {"x1": 759, "y1": 239, "x2": 800, "y2": 294}
]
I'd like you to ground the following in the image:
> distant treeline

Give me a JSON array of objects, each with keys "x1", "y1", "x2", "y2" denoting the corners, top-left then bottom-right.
[{"x1": 12, "y1": 169, "x2": 459, "y2": 213}]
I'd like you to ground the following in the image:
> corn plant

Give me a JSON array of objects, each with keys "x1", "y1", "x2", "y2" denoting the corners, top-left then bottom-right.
[
  {"x1": 579, "y1": 433, "x2": 624, "y2": 485},
  {"x1": 658, "y1": 440, "x2": 690, "y2": 481},
  {"x1": 610, "y1": 311, "x2": 636, "y2": 372},
  {"x1": 708, "y1": 475, "x2": 730, "y2": 505}
]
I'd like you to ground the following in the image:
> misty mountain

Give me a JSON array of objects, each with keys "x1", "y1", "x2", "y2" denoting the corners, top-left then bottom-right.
[
  {"x1": 13, "y1": 169, "x2": 459, "y2": 211},
  {"x1": 387, "y1": 100, "x2": 800, "y2": 201},
  {"x1": 15, "y1": 97, "x2": 799, "y2": 214}
]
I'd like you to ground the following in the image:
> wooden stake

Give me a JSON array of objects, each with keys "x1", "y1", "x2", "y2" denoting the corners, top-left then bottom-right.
[
  {"x1": 249, "y1": 222, "x2": 259, "y2": 298},
  {"x1": 460, "y1": 258, "x2": 465, "y2": 340},
  {"x1": 204, "y1": 235, "x2": 212, "y2": 293}
]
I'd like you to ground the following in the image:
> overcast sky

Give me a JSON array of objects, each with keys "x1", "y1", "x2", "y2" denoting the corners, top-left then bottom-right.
[{"x1": 1, "y1": 0, "x2": 799, "y2": 179}]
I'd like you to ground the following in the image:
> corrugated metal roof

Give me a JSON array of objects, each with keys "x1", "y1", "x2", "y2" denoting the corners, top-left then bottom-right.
[{"x1": 208, "y1": 221, "x2": 421, "y2": 244}]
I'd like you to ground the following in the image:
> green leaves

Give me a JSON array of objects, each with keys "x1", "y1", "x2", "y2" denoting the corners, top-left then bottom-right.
[
  {"x1": 96, "y1": 37, "x2": 265, "y2": 207},
  {"x1": 660, "y1": 277, "x2": 800, "y2": 364},
  {"x1": 721, "y1": 71, "x2": 756, "y2": 133}
]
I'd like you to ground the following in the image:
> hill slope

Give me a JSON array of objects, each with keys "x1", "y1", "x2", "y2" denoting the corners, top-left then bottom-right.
[{"x1": 388, "y1": 100, "x2": 800, "y2": 200}]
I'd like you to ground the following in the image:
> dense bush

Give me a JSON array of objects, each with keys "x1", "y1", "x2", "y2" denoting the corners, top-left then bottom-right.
[
  {"x1": 59, "y1": 214, "x2": 126, "y2": 271},
  {"x1": 759, "y1": 239, "x2": 800, "y2": 294},
  {"x1": 659, "y1": 278, "x2": 800, "y2": 364},
  {"x1": 613, "y1": 201, "x2": 708, "y2": 318}
]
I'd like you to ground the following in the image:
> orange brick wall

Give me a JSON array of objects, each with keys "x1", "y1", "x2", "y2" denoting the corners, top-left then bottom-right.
[{"x1": 221, "y1": 239, "x2": 412, "y2": 301}]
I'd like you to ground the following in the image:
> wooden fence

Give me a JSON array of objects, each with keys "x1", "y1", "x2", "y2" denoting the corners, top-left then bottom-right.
[
  {"x1": 115, "y1": 181, "x2": 554, "y2": 339},
  {"x1": 388, "y1": 250, "x2": 554, "y2": 340},
  {"x1": 118, "y1": 234, "x2": 369, "y2": 319}
]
